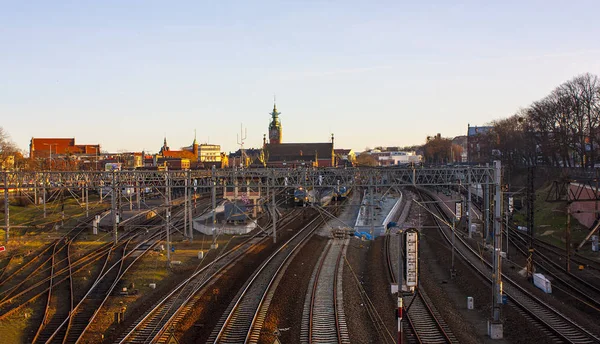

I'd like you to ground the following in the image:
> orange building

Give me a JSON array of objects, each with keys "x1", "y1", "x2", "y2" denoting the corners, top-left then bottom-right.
[{"x1": 159, "y1": 136, "x2": 198, "y2": 161}]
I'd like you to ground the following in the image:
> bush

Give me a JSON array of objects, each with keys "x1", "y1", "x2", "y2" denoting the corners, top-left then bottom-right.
[{"x1": 9, "y1": 196, "x2": 34, "y2": 207}]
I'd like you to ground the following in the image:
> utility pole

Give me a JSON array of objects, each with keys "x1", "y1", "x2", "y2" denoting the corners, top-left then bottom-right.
[
  {"x1": 85, "y1": 176, "x2": 89, "y2": 217},
  {"x1": 484, "y1": 181, "x2": 490, "y2": 243},
  {"x1": 111, "y1": 172, "x2": 118, "y2": 245},
  {"x1": 136, "y1": 179, "x2": 141, "y2": 210},
  {"x1": 566, "y1": 207, "x2": 571, "y2": 273},
  {"x1": 4, "y1": 172, "x2": 9, "y2": 244},
  {"x1": 237, "y1": 124, "x2": 247, "y2": 169},
  {"x1": 43, "y1": 172, "x2": 47, "y2": 218},
  {"x1": 369, "y1": 175, "x2": 374, "y2": 238},
  {"x1": 33, "y1": 173, "x2": 37, "y2": 205},
  {"x1": 468, "y1": 168, "x2": 473, "y2": 239},
  {"x1": 526, "y1": 166, "x2": 535, "y2": 278},
  {"x1": 165, "y1": 172, "x2": 171, "y2": 268},
  {"x1": 489, "y1": 160, "x2": 503, "y2": 339},
  {"x1": 505, "y1": 195, "x2": 509, "y2": 259},
  {"x1": 272, "y1": 173, "x2": 277, "y2": 243},
  {"x1": 187, "y1": 170, "x2": 193, "y2": 242},
  {"x1": 184, "y1": 173, "x2": 188, "y2": 238},
  {"x1": 211, "y1": 166, "x2": 218, "y2": 249},
  {"x1": 128, "y1": 186, "x2": 133, "y2": 211},
  {"x1": 505, "y1": 191, "x2": 513, "y2": 260}
]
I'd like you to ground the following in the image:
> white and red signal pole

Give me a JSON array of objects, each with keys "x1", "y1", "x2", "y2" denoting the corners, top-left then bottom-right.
[{"x1": 398, "y1": 296, "x2": 403, "y2": 344}]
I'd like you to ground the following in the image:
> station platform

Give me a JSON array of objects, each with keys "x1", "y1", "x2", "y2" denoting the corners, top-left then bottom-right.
[
  {"x1": 192, "y1": 202, "x2": 257, "y2": 235},
  {"x1": 354, "y1": 190, "x2": 403, "y2": 238},
  {"x1": 427, "y1": 188, "x2": 484, "y2": 238}
]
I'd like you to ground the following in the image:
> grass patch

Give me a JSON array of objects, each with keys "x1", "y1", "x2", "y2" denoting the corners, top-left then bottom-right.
[
  {"x1": 0, "y1": 303, "x2": 36, "y2": 344},
  {"x1": 0, "y1": 198, "x2": 108, "y2": 258},
  {"x1": 0, "y1": 197, "x2": 107, "y2": 231},
  {"x1": 512, "y1": 183, "x2": 589, "y2": 248}
]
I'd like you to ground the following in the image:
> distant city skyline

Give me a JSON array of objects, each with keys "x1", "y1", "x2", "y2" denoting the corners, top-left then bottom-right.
[{"x1": 2, "y1": 1, "x2": 600, "y2": 154}]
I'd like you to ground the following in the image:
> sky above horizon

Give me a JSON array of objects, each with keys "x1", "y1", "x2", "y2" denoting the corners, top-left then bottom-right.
[{"x1": 2, "y1": 1, "x2": 600, "y2": 154}]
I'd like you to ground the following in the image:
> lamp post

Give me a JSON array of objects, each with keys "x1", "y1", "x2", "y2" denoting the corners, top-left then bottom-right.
[
  {"x1": 43, "y1": 143, "x2": 57, "y2": 170},
  {"x1": 92, "y1": 146, "x2": 99, "y2": 170}
]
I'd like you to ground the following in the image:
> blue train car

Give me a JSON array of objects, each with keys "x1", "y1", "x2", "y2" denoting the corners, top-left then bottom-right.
[
  {"x1": 333, "y1": 186, "x2": 351, "y2": 200},
  {"x1": 294, "y1": 187, "x2": 309, "y2": 205}
]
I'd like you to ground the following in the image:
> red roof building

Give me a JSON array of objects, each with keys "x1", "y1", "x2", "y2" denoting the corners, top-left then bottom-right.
[
  {"x1": 29, "y1": 138, "x2": 101, "y2": 159},
  {"x1": 263, "y1": 103, "x2": 335, "y2": 167}
]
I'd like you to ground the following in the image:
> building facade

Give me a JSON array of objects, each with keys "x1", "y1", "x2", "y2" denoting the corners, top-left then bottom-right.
[
  {"x1": 467, "y1": 124, "x2": 494, "y2": 164},
  {"x1": 262, "y1": 102, "x2": 335, "y2": 167},
  {"x1": 29, "y1": 138, "x2": 100, "y2": 159},
  {"x1": 199, "y1": 144, "x2": 222, "y2": 162}
]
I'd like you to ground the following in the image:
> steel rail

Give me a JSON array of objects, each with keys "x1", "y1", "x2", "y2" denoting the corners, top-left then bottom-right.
[{"x1": 421, "y1": 189, "x2": 600, "y2": 344}]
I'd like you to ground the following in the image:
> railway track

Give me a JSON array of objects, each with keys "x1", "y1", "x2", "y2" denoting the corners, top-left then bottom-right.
[
  {"x1": 32, "y1": 238, "x2": 73, "y2": 343},
  {"x1": 207, "y1": 215, "x2": 325, "y2": 344},
  {"x1": 0, "y1": 255, "x2": 14, "y2": 282},
  {"x1": 46, "y1": 238, "x2": 134, "y2": 343},
  {"x1": 0, "y1": 210, "x2": 104, "y2": 296},
  {"x1": 301, "y1": 238, "x2": 350, "y2": 344},
  {"x1": 0, "y1": 244, "x2": 55, "y2": 289},
  {"x1": 420, "y1": 189, "x2": 600, "y2": 344},
  {"x1": 114, "y1": 207, "x2": 299, "y2": 344},
  {"x1": 40, "y1": 202, "x2": 184, "y2": 344},
  {"x1": 384, "y1": 226, "x2": 457, "y2": 344},
  {"x1": 508, "y1": 225, "x2": 600, "y2": 312},
  {"x1": 470, "y1": 192, "x2": 600, "y2": 274}
]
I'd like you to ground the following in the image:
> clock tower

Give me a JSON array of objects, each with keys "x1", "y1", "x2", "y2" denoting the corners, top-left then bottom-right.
[{"x1": 268, "y1": 102, "x2": 282, "y2": 144}]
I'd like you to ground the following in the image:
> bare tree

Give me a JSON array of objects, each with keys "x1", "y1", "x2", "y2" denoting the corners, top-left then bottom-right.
[
  {"x1": 356, "y1": 152, "x2": 378, "y2": 166},
  {"x1": 0, "y1": 127, "x2": 19, "y2": 170},
  {"x1": 575, "y1": 73, "x2": 600, "y2": 167},
  {"x1": 492, "y1": 114, "x2": 527, "y2": 167},
  {"x1": 424, "y1": 134, "x2": 452, "y2": 164}
]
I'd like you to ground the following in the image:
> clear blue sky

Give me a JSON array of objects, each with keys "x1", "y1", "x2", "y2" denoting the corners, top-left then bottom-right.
[{"x1": 2, "y1": 1, "x2": 600, "y2": 154}]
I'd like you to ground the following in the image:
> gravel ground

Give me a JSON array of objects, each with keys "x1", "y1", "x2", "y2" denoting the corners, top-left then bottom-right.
[
  {"x1": 461, "y1": 233, "x2": 600, "y2": 336},
  {"x1": 344, "y1": 237, "x2": 388, "y2": 343},
  {"x1": 342, "y1": 187, "x2": 575, "y2": 344},
  {"x1": 423, "y1": 188, "x2": 585, "y2": 343},
  {"x1": 174, "y1": 209, "x2": 321, "y2": 343},
  {"x1": 257, "y1": 235, "x2": 328, "y2": 344},
  {"x1": 434, "y1": 189, "x2": 600, "y2": 337}
]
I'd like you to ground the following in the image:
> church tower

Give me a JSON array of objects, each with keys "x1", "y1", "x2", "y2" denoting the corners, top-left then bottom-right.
[
  {"x1": 192, "y1": 129, "x2": 199, "y2": 159},
  {"x1": 268, "y1": 102, "x2": 282, "y2": 144},
  {"x1": 160, "y1": 136, "x2": 170, "y2": 154}
]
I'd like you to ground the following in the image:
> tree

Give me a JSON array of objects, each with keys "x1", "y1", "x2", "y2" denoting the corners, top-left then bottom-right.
[
  {"x1": 451, "y1": 144, "x2": 463, "y2": 163},
  {"x1": 424, "y1": 134, "x2": 452, "y2": 164},
  {"x1": 0, "y1": 127, "x2": 19, "y2": 170},
  {"x1": 355, "y1": 152, "x2": 377, "y2": 166}
]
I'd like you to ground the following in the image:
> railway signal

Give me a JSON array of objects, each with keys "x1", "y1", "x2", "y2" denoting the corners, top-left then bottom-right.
[
  {"x1": 451, "y1": 201, "x2": 462, "y2": 278},
  {"x1": 396, "y1": 227, "x2": 419, "y2": 344},
  {"x1": 405, "y1": 229, "x2": 419, "y2": 288}
]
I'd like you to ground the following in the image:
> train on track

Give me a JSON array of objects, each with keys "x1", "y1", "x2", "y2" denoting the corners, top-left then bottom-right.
[
  {"x1": 294, "y1": 186, "x2": 311, "y2": 205},
  {"x1": 332, "y1": 185, "x2": 351, "y2": 200}
]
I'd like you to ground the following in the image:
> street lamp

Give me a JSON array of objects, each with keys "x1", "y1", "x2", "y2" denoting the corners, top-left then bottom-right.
[
  {"x1": 43, "y1": 143, "x2": 57, "y2": 170},
  {"x1": 92, "y1": 146, "x2": 99, "y2": 170}
]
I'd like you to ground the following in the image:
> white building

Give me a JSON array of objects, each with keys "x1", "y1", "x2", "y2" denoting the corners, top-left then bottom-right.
[
  {"x1": 367, "y1": 150, "x2": 422, "y2": 166},
  {"x1": 199, "y1": 144, "x2": 221, "y2": 162}
]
